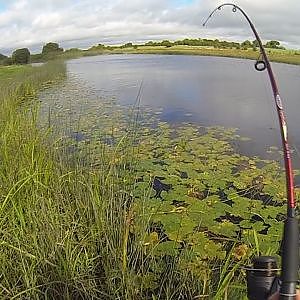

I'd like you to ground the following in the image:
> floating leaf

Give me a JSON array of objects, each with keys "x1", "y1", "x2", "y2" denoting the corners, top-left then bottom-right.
[
  {"x1": 153, "y1": 241, "x2": 180, "y2": 256},
  {"x1": 187, "y1": 232, "x2": 226, "y2": 260}
]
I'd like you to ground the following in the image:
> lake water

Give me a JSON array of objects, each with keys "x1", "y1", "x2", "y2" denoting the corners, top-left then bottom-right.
[
  {"x1": 39, "y1": 54, "x2": 300, "y2": 181},
  {"x1": 65, "y1": 54, "x2": 300, "y2": 170}
]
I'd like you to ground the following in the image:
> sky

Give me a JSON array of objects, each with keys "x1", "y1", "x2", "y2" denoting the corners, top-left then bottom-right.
[{"x1": 0, "y1": 0, "x2": 299, "y2": 55}]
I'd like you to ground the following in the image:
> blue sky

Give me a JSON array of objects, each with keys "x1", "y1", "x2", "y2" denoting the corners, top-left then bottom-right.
[
  {"x1": 0, "y1": 0, "x2": 299, "y2": 54},
  {"x1": 0, "y1": 1, "x2": 6, "y2": 11},
  {"x1": 173, "y1": 0, "x2": 195, "y2": 6}
]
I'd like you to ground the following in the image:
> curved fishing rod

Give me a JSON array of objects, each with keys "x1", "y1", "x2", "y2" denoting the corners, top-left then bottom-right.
[{"x1": 203, "y1": 4, "x2": 298, "y2": 300}]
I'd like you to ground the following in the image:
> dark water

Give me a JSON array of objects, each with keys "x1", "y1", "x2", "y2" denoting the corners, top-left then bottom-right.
[{"x1": 66, "y1": 54, "x2": 300, "y2": 170}]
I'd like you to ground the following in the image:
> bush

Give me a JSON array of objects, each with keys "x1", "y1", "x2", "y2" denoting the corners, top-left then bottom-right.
[
  {"x1": 0, "y1": 53, "x2": 7, "y2": 60},
  {"x1": 30, "y1": 53, "x2": 44, "y2": 63},
  {"x1": 42, "y1": 42, "x2": 63, "y2": 56},
  {"x1": 11, "y1": 48, "x2": 30, "y2": 64},
  {"x1": 0, "y1": 54, "x2": 11, "y2": 66},
  {"x1": 1, "y1": 57, "x2": 12, "y2": 66}
]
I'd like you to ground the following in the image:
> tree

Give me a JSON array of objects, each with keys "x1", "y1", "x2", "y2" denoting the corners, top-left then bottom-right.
[
  {"x1": 65, "y1": 48, "x2": 81, "y2": 52},
  {"x1": 241, "y1": 40, "x2": 252, "y2": 49},
  {"x1": 121, "y1": 42, "x2": 133, "y2": 48},
  {"x1": 0, "y1": 54, "x2": 12, "y2": 66},
  {"x1": 42, "y1": 42, "x2": 63, "y2": 55},
  {"x1": 1, "y1": 57, "x2": 11, "y2": 65},
  {"x1": 251, "y1": 40, "x2": 258, "y2": 51},
  {"x1": 213, "y1": 39, "x2": 220, "y2": 48},
  {"x1": 265, "y1": 40, "x2": 281, "y2": 49},
  {"x1": 0, "y1": 53, "x2": 7, "y2": 61},
  {"x1": 161, "y1": 40, "x2": 173, "y2": 47},
  {"x1": 12, "y1": 48, "x2": 30, "y2": 64},
  {"x1": 252, "y1": 39, "x2": 259, "y2": 47},
  {"x1": 145, "y1": 41, "x2": 154, "y2": 46}
]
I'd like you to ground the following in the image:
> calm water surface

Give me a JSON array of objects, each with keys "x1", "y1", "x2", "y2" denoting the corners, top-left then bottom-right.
[{"x1": 66, "y1": 54, "x2": 300, "y2": 167}]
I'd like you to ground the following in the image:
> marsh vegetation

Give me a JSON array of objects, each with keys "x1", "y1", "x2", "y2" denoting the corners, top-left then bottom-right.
[{"x1": 0, "y1": 57, "x2": 298, "y2": 299}]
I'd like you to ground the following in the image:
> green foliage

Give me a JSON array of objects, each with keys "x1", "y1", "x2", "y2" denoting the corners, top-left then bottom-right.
[
  {"x1": 121, "y1": 42, "x2": 134, "y2": 48},
  {"x1": 11, "y1": 48, "x2": 30, "y2": 64},
  {"x1": 241, "y1": 40, "x2": 252, "y2": 48},
  {"x1": 241, "y1": 40, "x2": 252, "y2": 50},
  {"x1": 0, "y1": 53, "x2": 7, "y2": 60},
  {"x1": 87, "y1": 44, "x2": 107, "y2": 52},
  {"x1": 0, "y1": 57, "x2": 12, "y2": 66},
  {"x1": 132, "y1": 124, "x2": 286, "y2": 254},
  {"x1": 161, "y1": 40, "x2": 172, "y2": 47},
  {"x1": 30, "y1": 53, "x2": 43, "y2": 63},
  {"x1": 252, "y1": 39, "x2": 259, "y2": 47},
  {"x1": 42, "y1": 42, "x2": 64, "y2": 57},
  {"x1": 0, "y1": 60, "x2": 295, "y2": 299},
  {"x1": 265, "y1": 40, "x2": 284, "y2": 49},
  {"x1": 65, "y1": 47, "x2": 81, "y2": 52},
  {"x1": 145, "y1": 41, "x2": 155, "y2": 46},
  {"x1": 124, "y1": 122, "x2": 288, "y2": 298},
  {"x1": 143, "y1": 38, "x2": 241, "y2": 49}
]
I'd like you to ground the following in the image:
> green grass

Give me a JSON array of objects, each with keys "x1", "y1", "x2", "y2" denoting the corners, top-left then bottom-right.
[
  {"x1": 0, "y1": 65, "x2": 31, "y2": 79},
  {"x1": 109, "y1": 45, "x2": 300, "y2": 65},
  {"x1": 61, "y1": 45, "x2": 300, "y2": 66},
  {"x1": 30, "y1": 43, "x2": 300, "y2": 66},
  {"x1": 0, "y1": 59, "x2": 288, "y2": 299}
]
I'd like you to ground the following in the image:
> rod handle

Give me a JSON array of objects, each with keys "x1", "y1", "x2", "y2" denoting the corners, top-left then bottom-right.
[{"x1": 279, "y1": 217, "x2": 299, "y2": 300}]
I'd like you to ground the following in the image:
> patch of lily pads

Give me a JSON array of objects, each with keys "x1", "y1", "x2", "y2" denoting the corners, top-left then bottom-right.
[
  {"x1": 39, "y1": 78, "x2": 300, "y2": 285},
  {"x1": 131, "y1": 123, "x2": 295, "y2": 260}
]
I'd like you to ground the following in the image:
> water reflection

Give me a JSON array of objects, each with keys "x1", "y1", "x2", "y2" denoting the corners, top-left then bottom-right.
[{"x1": 66, "y1": 54, "x2": 300, "y2": 170}]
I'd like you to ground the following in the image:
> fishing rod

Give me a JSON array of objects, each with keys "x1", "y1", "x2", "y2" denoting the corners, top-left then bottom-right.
[{"x1": 203, "y1": 4, "x2": 299, "y2": 300}]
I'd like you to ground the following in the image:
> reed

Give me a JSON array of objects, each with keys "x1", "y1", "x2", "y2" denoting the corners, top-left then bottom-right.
[{"x1": 0, "y1": 61, "x2": 277, "y2": 299}]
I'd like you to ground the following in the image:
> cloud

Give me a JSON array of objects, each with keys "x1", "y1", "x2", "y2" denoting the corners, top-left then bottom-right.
[{"x1": 0, "y1": 0, "x2": 299, "y2": 55}]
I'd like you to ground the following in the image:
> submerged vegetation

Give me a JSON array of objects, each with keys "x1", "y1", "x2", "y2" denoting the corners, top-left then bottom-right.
[{"x1": 0, "y1": 60, "x2": 298, "y2": 299}]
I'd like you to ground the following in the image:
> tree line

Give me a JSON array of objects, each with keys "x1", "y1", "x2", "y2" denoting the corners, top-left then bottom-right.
[
  {"x1": 0, "y1": 38, "x2": 288, "y2": 66},
  {"x1": 0, "y1": 42, "x2": 64, "y2": 66},
  {"x1": 141, "y1": 38, "x2": 285, "y2": 50},
  {"x1": 88, "y1": 38, "x2": 286, "y2": 51}
]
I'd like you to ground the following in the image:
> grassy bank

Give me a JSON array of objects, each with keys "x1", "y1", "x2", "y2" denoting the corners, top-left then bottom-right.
[
  {"x1": 106, "y1": 45, "x2": 300, "y2": 65},
  {"x1": 0, "y1": 61, "x2": 292, "y2": 299},
  {"x1": 28, "y1": 43, "x2": 300, "y2": 66},
  {"x1": 50, "y1": 45, "x2": 300, "y2": 66}
]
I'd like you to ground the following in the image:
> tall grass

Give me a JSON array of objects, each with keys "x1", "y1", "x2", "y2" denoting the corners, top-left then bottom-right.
[
  {"x1": 0, "y1": 62, "x2": 105, "y2": 298},
  {"x1": 0, "y1": 61, "x2": 254, "y2": 299}
]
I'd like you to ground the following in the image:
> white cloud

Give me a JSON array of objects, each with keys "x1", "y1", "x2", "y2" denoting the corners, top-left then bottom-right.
[{"x1": 0, "y1": 0, "x2": 299, "y2": 55}]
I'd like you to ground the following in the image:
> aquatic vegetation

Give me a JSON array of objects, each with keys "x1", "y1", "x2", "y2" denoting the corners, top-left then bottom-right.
[
  {"x1": 1, "y1": 61, "x2": 296, "y2": 299},
  {"x1": 133, "y1": 123, "x2": 287, "y2": 252},
  {"x1": 124, "y1": 123, "x2": 289, "y2": 298},
  {"x1": 39, "y1": 76, "x2": 294, "y2": 298}
]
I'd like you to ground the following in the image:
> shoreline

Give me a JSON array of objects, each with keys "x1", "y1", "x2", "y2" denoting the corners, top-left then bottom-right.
[{"x1": 102, "y1": 46, "x2": 300, "y2": 66}]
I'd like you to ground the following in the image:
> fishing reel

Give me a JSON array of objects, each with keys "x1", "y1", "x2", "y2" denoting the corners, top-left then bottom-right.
[
  {"x1": 246, "y1": 256, "x2": 281, "y2": 300},
  {"x1": 246, "y1": 217, "x2": 299, "y2": 300}
]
